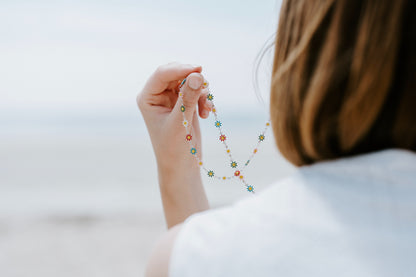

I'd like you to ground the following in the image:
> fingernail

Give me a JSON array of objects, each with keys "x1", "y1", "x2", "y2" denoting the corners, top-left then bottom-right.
[
  {"x1": 188, "y1": 76, "x2": 202, "y2": 90},
  {"x1": 202, "y1": 110, "x2": 209, "y2": 117},
  {"x1": 192, "y1": 64, "x2": 201, "y2": 68}
]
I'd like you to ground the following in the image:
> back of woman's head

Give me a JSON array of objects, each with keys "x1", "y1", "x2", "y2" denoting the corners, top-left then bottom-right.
[{"x1": 270, "y1": 0, "x2": 416, "y2": 166}]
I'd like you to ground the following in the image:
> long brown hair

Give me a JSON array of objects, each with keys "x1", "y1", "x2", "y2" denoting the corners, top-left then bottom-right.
[{"x1": 270, "y1": 0, "x2": 416, "y2": 166}]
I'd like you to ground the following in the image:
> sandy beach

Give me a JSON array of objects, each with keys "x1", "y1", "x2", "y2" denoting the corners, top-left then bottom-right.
[{"x1": 0, "y1": 212, "x2": 165, "y2": 276}]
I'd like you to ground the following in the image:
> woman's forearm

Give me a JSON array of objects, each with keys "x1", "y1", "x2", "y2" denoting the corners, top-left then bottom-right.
[{"x1": 158, "y1": 162, "x2": 209, "y2": 229}]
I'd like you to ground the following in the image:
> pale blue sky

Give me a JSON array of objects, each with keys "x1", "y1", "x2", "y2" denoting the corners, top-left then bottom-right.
[{"x1": 0, "y1": 0, "x2": 281, "y2": 118}]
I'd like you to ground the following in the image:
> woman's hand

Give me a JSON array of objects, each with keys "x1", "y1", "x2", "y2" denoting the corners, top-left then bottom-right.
[{"x1": 137, "y1": 62, "x2": 211, "y2": 228}]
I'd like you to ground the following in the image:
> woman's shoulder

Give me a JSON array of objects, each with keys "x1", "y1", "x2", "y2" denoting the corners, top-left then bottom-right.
[
  {"x1": 168, "y1": 175, "x2": 334, "y2": 276},
  {"x1": 169, "y1": 149, "x2": 416, "y2": 276}
]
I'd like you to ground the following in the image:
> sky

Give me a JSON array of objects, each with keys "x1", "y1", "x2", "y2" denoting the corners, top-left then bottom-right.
[{"x1": 0, "y1": 0, "x2": 281, "y2": 120}]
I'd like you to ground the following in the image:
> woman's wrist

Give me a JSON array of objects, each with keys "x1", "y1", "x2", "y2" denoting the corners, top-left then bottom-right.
[{"x1": 157, "y1": 155, "x2": 203, "y2": 193}]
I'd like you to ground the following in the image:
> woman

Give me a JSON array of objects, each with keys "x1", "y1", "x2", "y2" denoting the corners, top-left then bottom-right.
[{"x1": 138, "y1": 0, "x2": 416, "y2": 276}]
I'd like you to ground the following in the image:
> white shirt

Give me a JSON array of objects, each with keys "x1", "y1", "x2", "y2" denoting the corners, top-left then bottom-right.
[{"x1": 169, "y1": 149, "x2": 416, "y2": 277}]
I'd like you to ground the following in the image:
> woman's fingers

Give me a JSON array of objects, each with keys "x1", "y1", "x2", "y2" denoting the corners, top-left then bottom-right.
[
  {"x1": 198, "y1": 89, "x2": 211, "y2": 119},
  {"x1": 143, "y1": 63, "x2": 202, "y2": 96},
  {"x1": 170, "y1": 73, "x2": 204, "y2": 127}
]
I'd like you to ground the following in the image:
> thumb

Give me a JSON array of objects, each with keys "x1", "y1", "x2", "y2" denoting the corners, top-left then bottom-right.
[{"x1": 173, "y1": 72, "x2": 204, "y2": 128}]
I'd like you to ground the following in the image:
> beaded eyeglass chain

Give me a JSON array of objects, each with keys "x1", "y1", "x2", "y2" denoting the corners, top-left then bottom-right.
[{"x1": 178, "y1": 78, "x2": 271, "y2": 194}]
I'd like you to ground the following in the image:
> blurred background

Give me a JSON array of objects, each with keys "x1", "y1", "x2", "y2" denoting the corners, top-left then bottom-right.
[{"x1": 0, "y1": 0, "x2": 295, "y2": 276}]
